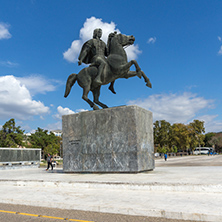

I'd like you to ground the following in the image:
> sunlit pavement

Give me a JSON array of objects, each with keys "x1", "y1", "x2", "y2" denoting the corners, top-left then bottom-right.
[{"x1": 0, "y1": 155, "x2": 222, "y2": 221}]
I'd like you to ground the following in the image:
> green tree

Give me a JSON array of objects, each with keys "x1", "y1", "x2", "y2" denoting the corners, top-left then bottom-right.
[
  {"x1": 171, "y1": 123, "x2": 191, "y2": 151},
  {"x1": 154, "y1": 119, "x2": 206, "y2": 153},
  {"x1": 0, "y1": 119, "x2": 24, "y2": 147},
  {"x1": 153, "y1": 120, "x2": 172, "y2": 151},
  {"x1": 46, "y1": 132, "x2": 62, "y2": 156},
  {"x1": 204, "y1": 132, "x2": 216, "y2": 147},
  {"x1": 209, "y1": 133, "x2": 222, "y2": 153},
  {"x1": 172, "y1": 145, "x2": 177, "y2": 153},
  {"x1": 189, "y1": 120, "x2": 205, "y2": 149},
  {"x1": 157, "y1": 146, "x2": 167, "y2": 154},
  {"x1": 29, "y1": 128, "x2": 61, "y2": 157}
]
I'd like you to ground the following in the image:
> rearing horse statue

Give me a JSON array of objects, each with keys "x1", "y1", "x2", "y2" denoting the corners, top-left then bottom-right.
[{"x1": 64, "y1": 32, "x2": 152, "y2": 110}]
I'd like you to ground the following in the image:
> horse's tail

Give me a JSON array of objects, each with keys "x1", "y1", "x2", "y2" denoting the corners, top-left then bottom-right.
[{"x1": 64, "y1": 73, "x2": 77, "y2": 98}]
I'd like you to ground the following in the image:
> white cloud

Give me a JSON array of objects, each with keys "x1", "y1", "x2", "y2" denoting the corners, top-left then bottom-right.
[
  {"x1": 53, "y1": 106, "x2": 88, "y2": 120},
  {"x1": 0, "y1": 22, "x2": 11, "y2": 39},
  {"x1": 63, "y1": 40, "x2": 82, "y2": 63},
  {"x1": 127, "y1": 92, "x2": 213, "y2": 124},
  {"x1": 58, "y1": 106, "x2": 75, "y2": 115},
  {"x1": 46, "y1": 121, "x2": 62, "y2": 132},
  {"x1": 76, "y1": 108, "x2": 88, "y2": 113},
  {"x1": 217, "y1": 37, "x2": 222, "y2": 55},
  {"x1": 51, "y1": 106, "x2": 83, "y2": 131},
  {"x1": 63, "y1": 16, "x2": 141, "y2": 62},
  {"x1": 20, "y1": 124, "x2": 31, "y2": 132},
  {"x1": 0, "y1": 61, "x2": 19, "y2": 67},
  {"x1": 50, "y1": 106, "x2": 88, "y2": 131},
  {"x1": 147, "y1": 37, "x2": 156, "y2": 44},
  {"x1": 53, "y1": 106, "x2": 75, "y2": 120},
  {"x1": 218, "y1": 46, "x2": 222, "y2": 55},
  {"x1": 16, "y1": 75, "x2": 60, "y2": 95},
  {"x1": 125, "y1": 44, "x2": 142, "y2": 61},
  {"x1": 0, "y1": 75, "x2": 49, "y2": 120},
  {"x1": 196, "y1": 115, "x2": 222, "y2": 133}
]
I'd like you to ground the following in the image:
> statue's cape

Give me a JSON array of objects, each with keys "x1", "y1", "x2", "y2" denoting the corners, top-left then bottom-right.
[{"x1": 78, "y1": 40, "x2": 94, "y2": 64}]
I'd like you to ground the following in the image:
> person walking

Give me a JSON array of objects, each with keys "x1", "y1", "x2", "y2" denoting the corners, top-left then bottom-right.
[
  {"x1": 164, "y1": 153, "x2": 168, "y2": 161},
  {"x1": 46, "y1": 153, "x2": 53, "y2": 171}
]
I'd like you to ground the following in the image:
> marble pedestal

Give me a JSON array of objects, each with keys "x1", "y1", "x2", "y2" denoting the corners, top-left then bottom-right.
[{"x1": 62, "y1": 105, "x2": 154, "y2": 173}]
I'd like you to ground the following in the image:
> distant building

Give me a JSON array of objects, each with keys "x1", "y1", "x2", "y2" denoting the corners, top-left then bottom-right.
[
  {"x1": 23, "y1": 132, "x2": 32, "y2": 146},
  {"x1": 51, "y1": 130, "x2": 62, "y2": 137},
  {"x1": 25, "y1": 132, "x2": 31, "y2": 137}
]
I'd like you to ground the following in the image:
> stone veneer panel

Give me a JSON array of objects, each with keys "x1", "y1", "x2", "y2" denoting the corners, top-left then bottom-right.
[
  {"x1": 63, "y1": 105, "x2": 154, "y2": 173},
  {"x1": 0, "y1": 148, "x2": 41, "y2": 163}
]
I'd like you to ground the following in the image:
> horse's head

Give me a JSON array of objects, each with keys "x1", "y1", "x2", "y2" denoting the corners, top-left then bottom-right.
[
  {"x1": 108, "y1": 32, "x2": 135, "y2": 48},
  {"x1": 107, "y1": 32, "x2": 135, "y2": 57},
  {"x1": 117, "y1": 33, "x2": 135, "y2": 47}
]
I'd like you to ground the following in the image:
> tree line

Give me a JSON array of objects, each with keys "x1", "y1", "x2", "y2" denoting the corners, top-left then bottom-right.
[
  {"x1": 0, "y1": 118, "x2": 221, "y2": 156},
  {"x1": 0, "y1": 119, "x2": 62, "y2": 157},
  {"x1": 154, "y1": 119, "x2": 222, "y2": 153}
]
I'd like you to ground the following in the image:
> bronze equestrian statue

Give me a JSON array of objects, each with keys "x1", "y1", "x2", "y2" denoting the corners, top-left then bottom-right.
[{"x1": 64, "y1": 29, "x2": 152, "y2": 110}]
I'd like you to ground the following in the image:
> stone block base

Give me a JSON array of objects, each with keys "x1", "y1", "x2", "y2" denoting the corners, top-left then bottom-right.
[{"x1": 62, "y1": 105, "x2": 154, "y2": 173}]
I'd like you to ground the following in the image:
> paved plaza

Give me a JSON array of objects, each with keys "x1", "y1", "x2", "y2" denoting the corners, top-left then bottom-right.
[{"x1": 0, "y1": 155, "x2": 222, "y2": 221}]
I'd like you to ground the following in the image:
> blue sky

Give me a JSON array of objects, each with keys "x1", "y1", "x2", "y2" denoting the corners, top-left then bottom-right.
[{"x1": 0, "y1": 0, "x2": 222, "y2": 133}]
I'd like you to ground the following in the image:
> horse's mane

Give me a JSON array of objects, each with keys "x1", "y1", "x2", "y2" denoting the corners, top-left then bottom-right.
[{"x1": 107, "y1": 31, "x2": 117, "y2": 55}]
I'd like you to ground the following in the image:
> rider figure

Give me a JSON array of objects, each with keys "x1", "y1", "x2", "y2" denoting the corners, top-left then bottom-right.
[
  {"x1": 78, "y1": 28, "x2": 116, "y2": 93},
  {"x1": 78, "y1": 28, "x2": 107, "y2": 86}
]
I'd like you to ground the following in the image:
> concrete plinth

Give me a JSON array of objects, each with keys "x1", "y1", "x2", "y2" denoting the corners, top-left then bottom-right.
[{"x1": 62, "y1": 105, "x2": 154, "y2": 173}]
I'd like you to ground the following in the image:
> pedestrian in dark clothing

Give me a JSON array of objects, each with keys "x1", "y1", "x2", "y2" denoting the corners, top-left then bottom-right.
[
  {"x1": 46, "y1": 153, "x2": 53, "y2": 171},
  {"x1": 164, "y1": 153, "x2": 168, "y2": 161}
]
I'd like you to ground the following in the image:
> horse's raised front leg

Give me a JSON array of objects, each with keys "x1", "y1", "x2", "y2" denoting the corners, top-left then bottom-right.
[
  {"x1": 93, "y1": 86, "x2": 108, "y2": 109},
  {"x1": 82, "y1": 85, "x2": 99, "y2": 110},
  {"x1": 121, "y1": 71, "x2": 152, "y2": 88},
  {"x1": 141, "y1": 71, "x2": 152, "y2": 88},
  {"x1": 130, "y1": 60, "x2": 143, "y2": 78},
  {"x1": 118, "y1": 60, "x2": 142, "y2": 78}
]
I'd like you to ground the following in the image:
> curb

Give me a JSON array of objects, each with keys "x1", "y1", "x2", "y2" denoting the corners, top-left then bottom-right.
[
  {"x1": 1, "y1": 198, "x2": 221, "y2": 222},
  {"x1": 1, "y1": 179, "x2": 222, "y2": 193}
]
